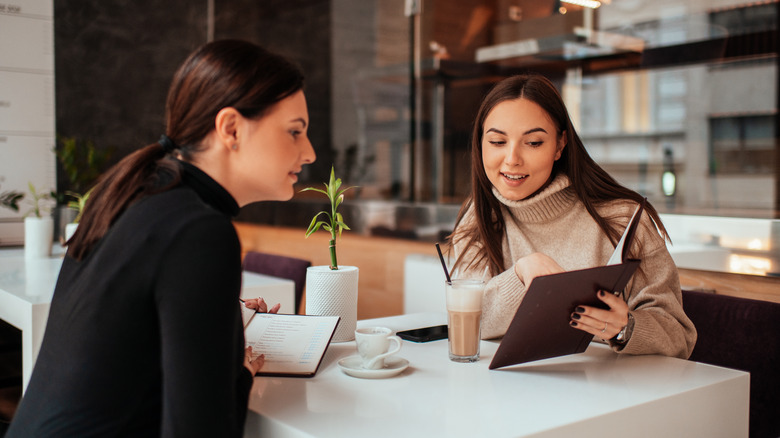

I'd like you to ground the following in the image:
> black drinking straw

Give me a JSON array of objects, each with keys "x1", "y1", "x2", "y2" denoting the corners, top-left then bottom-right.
[{"x1": 435, "y1": 243, "x2": 451, "y2": 283}]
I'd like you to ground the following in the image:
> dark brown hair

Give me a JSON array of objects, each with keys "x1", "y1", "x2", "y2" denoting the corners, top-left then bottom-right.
[
  {"x1": 450, "y1": 74, "x2": 668, "y2": 276},
  {"x1": 68, "y1": 40, "x2": 304, "y2": 260}
]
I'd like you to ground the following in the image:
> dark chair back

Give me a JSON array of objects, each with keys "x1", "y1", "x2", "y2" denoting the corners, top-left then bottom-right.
[
  {"x1": 682, "y1": 289, "x2": 780, "y2": 438},
  {"x1": 243, "y1": 251, "x2": 311, "y2": 314}
]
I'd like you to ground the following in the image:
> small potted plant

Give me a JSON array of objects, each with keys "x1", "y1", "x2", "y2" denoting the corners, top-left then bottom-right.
[
  {"x1": 23, "y1": 182, "x2": 56, "y2": 258},
  {"x1": 53, "y1": 135, "x2": 111, "y2": 242},
  {"x1": 302, "y1": 167, "x2": 355, "y2": 270},
  {"x1": 63, "y1": 189, "x2": 91, "y2": 243},
  {"x1": 301, "y1": 167, "x2": 358, "y2": 342}
]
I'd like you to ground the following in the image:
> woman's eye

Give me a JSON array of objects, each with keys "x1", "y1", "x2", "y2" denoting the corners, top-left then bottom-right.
[
  {"x1": 527, "y1": 140, "x2": 543, "y2": 147},
  {"x1": 487, "y1": 139, "x2": 505, "y2": 146},
  {"x1": 290, "y1": 130, "x2": 301, "y2": 137}
]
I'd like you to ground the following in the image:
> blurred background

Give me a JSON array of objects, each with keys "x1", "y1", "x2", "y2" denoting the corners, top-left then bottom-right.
[{"x1": 1, "y1": 0, "x2": 779, "y2": 275}]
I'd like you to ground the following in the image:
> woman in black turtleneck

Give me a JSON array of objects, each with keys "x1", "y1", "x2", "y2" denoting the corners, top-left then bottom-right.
[{"x1": 7, "y1": 40, "x2": 315, "y2": 437}]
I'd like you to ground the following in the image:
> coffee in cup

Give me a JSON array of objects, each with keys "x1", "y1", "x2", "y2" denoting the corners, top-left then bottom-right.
[{"x1": 445, "y1": 279, "x2": 484, "y2": 362}]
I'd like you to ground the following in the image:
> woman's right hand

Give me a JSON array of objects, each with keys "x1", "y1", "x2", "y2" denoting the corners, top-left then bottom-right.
[
  {"x1": 243, "y1": 297, "x2": 281, "y2": 314},
  {"x1": 514, "y1": 252, "x2": 564, "y2": 286}
]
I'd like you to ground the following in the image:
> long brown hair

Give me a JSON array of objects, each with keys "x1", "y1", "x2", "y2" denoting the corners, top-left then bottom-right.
[
  {"x1": 450, "y1": 74, "x2": 668, "y2": 276},
  {"x1": 68, "y1": 40, "x2": 304, "y2": 260}
]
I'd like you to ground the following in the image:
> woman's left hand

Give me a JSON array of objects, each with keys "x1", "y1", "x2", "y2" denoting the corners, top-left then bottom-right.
[
  {"x1": 244, "y1": 346, "x2": 264, "y2": 375},
  {"x1": 569, "y1": 290, "x2": 629, "y2": 340}
]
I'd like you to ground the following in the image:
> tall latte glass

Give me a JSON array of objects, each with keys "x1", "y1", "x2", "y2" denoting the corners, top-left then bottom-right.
[{"x1": 445, "y1": 279, "x2": 484, "y2": 362}]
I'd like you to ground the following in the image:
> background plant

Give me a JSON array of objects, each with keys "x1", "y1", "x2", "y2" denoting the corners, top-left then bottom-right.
[
  {"x1": 24, "y1": 182, "x2": 55, "y2": 218},
  {"x1": 0, "y1": 182, "x2": 24, "y2": 213},
  {"x1": 66, "y1": 189, "x2": 92, "y2": 223},
  {"x1": 302, "y1": 167, "x2": 356, "y2": 270},
  {"x1": 54, "y1": 135, "x2": 113, "y2": 200}
]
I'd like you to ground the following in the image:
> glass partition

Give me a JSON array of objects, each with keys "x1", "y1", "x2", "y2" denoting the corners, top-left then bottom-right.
[{"x1": 300, "y1": 0, "x2": 778, "y2": 276}]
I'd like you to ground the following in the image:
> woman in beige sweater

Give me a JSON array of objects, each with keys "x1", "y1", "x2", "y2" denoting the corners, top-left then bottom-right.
[{"x1": 450, "y1": 74, "x2": 696, "y2": 359}]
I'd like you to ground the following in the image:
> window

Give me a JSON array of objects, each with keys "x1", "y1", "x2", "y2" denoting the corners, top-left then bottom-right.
[{"x1": 710, "y1": 115, "x2": 776, "y2": 175}]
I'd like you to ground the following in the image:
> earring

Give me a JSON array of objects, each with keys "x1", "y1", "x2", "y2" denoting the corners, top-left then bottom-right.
[{"x1": 231, "y1": 144, "x2": 238, "y2": 150}]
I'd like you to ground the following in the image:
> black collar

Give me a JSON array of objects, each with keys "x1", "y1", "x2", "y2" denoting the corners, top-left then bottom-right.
[{"x1": 179, "y1": 161, "x2": 240, "y2": 217}]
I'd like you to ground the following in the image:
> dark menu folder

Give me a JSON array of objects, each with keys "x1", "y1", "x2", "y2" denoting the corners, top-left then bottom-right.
[{"x1": 489, "y1": 200, "x2": 646, "y2": 370}]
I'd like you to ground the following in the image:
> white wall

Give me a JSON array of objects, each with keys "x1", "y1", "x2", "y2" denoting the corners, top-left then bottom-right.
[{"x1": 0, "y1": 0, "x2": 56, "y2": 245}]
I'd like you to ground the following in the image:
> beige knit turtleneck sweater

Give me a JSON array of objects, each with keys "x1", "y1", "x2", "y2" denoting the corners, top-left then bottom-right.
[{"x1": 453, "y1": 174, "x2": 697, "y2": 359}]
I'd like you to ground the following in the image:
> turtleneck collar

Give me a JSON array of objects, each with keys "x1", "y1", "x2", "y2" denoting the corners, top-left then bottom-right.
[
  {"x1": 179, "y1": 161, "x2": 240, "y2": 217},
  {"x1": 491, "y1": 173, "x2": 578, "y2": 223}
]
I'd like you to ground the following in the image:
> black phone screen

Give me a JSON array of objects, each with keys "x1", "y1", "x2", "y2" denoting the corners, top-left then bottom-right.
[{"x1": 396, "y1": 324, "x2": 448, "y2": 343}]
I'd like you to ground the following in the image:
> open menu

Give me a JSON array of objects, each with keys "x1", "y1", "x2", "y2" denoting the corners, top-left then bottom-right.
[
  {"x1": 242, "y1": 305, "x2": 340, "y2": 377},
  {"x1": 489, "y1": 199, "x2": 646, "y2": 370}
]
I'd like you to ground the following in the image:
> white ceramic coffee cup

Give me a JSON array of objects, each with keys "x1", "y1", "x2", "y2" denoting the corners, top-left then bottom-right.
[{"x1": 355, "y1": 326, "x2": 402, "y2": 370}]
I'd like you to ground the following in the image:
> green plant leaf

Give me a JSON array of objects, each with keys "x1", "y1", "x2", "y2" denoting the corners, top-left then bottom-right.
[
  {"x1": 300, "y1": 187, "x2": 328, "y2": 196},
  {"x1": 0, "y1": 191, "x2": 24, "y2": 212},
  {"x1": 305, "y1": 213, "x2": 329, "y2": 236}
]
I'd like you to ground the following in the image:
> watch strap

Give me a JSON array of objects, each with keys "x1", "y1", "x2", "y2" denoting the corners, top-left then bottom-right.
[{"x1": 614, "y1": 313, "x2": 635, "y2": 344}]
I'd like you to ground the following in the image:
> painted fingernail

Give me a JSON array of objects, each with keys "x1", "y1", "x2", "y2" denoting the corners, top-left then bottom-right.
[
  {"x1": 570, "y1": 321, "x2": 578, "y2": 327},
  {"x1": 575, "y1": 306, "x2": 585, "y2": 313},
  {"x1": 598, "y1": 290, "x2": 606, "y2": 297},
  {"x1": 571, "y1": 313, "x2": 581, "y2": 320}
]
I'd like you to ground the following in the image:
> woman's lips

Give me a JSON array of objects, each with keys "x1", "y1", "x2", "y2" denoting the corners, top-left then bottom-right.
[{"x1": 501, "y1": 172, "x2": 527, "y2": 185}]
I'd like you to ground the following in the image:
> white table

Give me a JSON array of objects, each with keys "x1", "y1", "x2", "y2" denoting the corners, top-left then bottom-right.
[
  {"x1": 245, "y1": 313, "x2": 749, "y2": 438},
  {"x1": 0, "y1": 247, "x2": 63, "y2": 391},
  {"x1": 0, "y1": 247, "x2": 296, "y2": 392}
]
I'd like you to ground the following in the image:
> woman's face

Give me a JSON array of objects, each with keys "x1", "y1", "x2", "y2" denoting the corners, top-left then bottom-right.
[
  {"x1": 235, "y1": 90, "x2": 315, "y2": 203},
  {"x1": 481, "y1": 97, "x2": 565, "y2": 201}
]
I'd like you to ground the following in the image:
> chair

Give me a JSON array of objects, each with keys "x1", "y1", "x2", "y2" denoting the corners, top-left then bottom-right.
[
  {"x1": 243, "y1": 251, "x2": 311, "y2": 315},
  {"x1": 682, "y1": 289, "x2": 780, "y2": 438},
  {"x1": 0, "y1": 320, "x2": 21, "y2": 389}
]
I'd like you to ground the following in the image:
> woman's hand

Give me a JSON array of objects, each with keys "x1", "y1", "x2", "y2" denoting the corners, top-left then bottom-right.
[
  {"x1": 569, "y1": 290, "x2": 629, "y2": 340},
  {"x1": 243, "y1": 297, "x2": 281, "y2": 314},
  {"x1": 514, "y1": 253, "x2": 564, "y2": 286},
  {"x1": 242, "y1": 297, "x2": 279, "y2": 375},
  {"x1": 244, "y1": 346, "x2": 264, "y2": 375}
]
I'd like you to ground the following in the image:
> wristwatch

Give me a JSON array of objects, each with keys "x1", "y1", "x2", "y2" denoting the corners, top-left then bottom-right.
[{"x1": 614, "y1": 313, "x2": 635, "y2": 344}]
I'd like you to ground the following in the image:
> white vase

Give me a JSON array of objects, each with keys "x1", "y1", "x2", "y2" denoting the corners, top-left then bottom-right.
[
  {"x1": 24, "y1": 216, "x2": 54, "y2": 258},
  {"x1": 64, "y1": 222, "x2": 79, "y2": 242},
  {"x1": 305, "y1": 265, "x2": 359, "y2": 342}
]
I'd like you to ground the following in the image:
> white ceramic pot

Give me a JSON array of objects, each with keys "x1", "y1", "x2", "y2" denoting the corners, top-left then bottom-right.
[
  {"x1": 305, "y1": 265, "x2": 359, "y2": 342},
  {"x1": 64, "y1": 222, "x2": 79, "y2": 242},
  {"x1": 24, "y1": 216, "x2": 54, "y2": 258}
]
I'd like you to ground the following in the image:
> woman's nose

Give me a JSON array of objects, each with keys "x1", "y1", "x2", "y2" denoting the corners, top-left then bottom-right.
[
  {"x1": 302, "y1": 136, "x2": 316, "y2": 164},
  {"x1": 504, "y1": 143, "x2": 522, "y2": 166}
]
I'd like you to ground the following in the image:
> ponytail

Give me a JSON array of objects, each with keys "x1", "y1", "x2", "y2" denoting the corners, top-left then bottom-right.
[{"x1": 67, "y1": 143, "x2": 180, "y2": 260}]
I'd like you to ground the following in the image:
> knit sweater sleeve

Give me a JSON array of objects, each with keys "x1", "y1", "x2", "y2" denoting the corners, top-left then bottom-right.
[
  {"x1": 451, "y1": 209, "x2": 527, "y2": 340},
  {"x1": 612, "y1": 214, "x2": 697, "y2": 359}
]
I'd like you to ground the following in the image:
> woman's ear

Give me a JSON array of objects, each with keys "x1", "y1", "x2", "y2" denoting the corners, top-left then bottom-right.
[
  {"x1": 214, "y1": 107, "x2": 241, "y2": 149},
  {"x1": 555, "y1": 130, "x2": 567, "y2": 161}
]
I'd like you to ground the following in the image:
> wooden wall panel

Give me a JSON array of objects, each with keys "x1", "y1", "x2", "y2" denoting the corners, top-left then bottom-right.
[{"x1": 679, "y1": 268, "x2": 780, "y2": 304}]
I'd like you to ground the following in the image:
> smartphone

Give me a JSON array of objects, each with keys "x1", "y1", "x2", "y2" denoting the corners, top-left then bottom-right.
[{"x1": 396, "y1": 324, "x2": 448, "y2": 343}]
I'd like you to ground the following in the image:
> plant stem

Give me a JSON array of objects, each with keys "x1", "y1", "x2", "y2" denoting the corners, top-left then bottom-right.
[{"x1": 329, "y1": 238, "x2": 338, "y2": 270}]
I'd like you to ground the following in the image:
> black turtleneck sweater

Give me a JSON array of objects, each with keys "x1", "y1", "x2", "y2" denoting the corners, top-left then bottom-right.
[{"x1": 8, "y1": 161, "x2": 252, "y2": 437}]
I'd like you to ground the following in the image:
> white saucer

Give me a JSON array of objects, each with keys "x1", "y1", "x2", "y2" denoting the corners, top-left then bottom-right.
[{"x1": 338, "y1": 355, "x2": 409, "y2": 379}]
